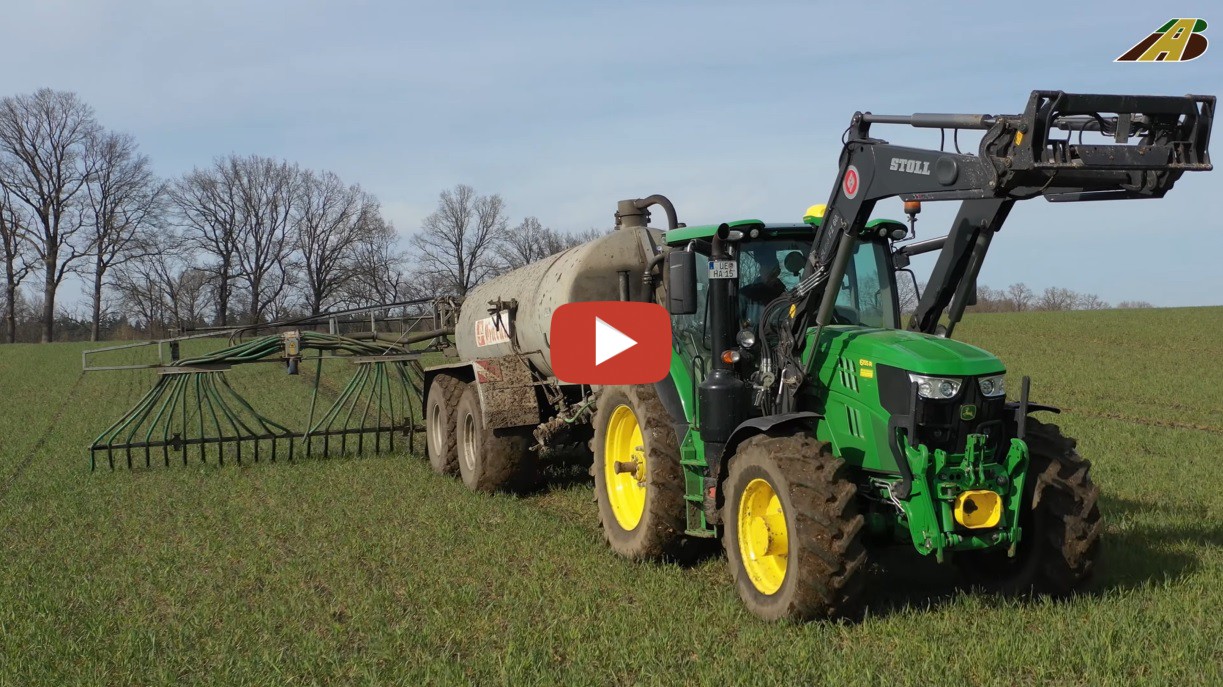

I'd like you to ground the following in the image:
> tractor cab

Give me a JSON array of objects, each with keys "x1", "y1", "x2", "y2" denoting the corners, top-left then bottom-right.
[{"x1": 663, "y1": 210, "x2": 902, "y2": 371}]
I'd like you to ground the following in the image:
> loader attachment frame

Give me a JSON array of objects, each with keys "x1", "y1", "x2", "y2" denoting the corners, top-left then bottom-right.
[{"x1": 778, "y1": 91, "x2": 1213, "y2": 407}]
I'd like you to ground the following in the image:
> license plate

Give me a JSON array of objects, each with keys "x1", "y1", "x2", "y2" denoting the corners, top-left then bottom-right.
[{"x1": 708, "y1": 260, "x2": 738, "y2": 279}]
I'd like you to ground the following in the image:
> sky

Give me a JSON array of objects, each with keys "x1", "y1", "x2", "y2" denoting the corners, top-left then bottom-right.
[{"x1": 5, "y1": 0, "x2": 1221, "y2": 307}]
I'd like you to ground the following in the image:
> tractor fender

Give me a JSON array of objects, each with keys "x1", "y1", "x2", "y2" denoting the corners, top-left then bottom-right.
[
  {"x1": 723, "y1": 412, "x2": 822, "y2": 462},
  {"x1": 653, "y1": 377, "x2": 690, "y2": 444},
  {"x1": 708, "y1": 411, "x2": 822, "y2": 517}
]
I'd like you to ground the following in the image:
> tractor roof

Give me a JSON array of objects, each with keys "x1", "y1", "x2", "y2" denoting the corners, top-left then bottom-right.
[{"x1": 664, "y1": 217, "x2": 904, "y2": 245}]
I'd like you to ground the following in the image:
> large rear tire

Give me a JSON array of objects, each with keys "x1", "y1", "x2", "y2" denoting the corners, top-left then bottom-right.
[
  {"x1": 590, "y1": 385, "x2": 686, "y2": 560},
  {"x1": 425, "y1": 374, "x2": 464, "y2": 476},
  {"x1": 723, "y1": 434, "x2": 867, "y2": 621},
  {"x1": 956, "y1": 418, "x2": 1102, "y2": 596},
  {"x1": 455, "y1": 383, "x2": 536, "y2": 493}
]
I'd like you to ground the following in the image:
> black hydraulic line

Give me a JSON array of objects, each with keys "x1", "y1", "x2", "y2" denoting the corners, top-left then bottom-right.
[
  {"x1": 1017, "y1": 376, "x2": 1031, "y2": 441},
  {"x1": 641, "y1": 252, "x2": 666, "y2": 301}
]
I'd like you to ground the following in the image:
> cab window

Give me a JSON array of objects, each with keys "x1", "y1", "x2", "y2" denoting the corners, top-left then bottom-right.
[{"x1": 738, "y1": 238, "x2": 897, "y2": 329}]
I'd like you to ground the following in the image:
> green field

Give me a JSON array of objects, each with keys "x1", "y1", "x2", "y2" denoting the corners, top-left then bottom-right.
[{"x1": 1, "y1": 307, "x2": 1221, "y2": 686}]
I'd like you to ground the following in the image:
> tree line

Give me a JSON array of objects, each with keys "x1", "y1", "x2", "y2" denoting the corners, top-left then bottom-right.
[
  {"x1": 0, "y1": 88, "x2": 594, "y2": 343},
  {"x1": 897, "y1": 279, "x2": 1153, "y2": 314},
  {"x1": 1, "y1": 88, "x2": 1154, "y2": 344}
]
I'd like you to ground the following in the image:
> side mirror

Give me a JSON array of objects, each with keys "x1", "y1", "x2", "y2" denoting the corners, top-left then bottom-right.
[{"x1": 665, "y1": 250, "x2": 697, "y2": 315}]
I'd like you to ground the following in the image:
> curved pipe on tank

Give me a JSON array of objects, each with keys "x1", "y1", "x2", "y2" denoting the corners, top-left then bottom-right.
[{"x1": 634, "y1": 194, "x2": 679, "y2": 230}]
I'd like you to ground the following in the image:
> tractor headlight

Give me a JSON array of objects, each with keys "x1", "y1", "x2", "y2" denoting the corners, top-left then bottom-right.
[
  {"x1": 978, "y1": 374, "x2": 1007, "y2": 398},
  {"x1": 736, "y1": 329, "x2": 757, "y2": 349},
  {"x1": 908, "y1": 373, "x2": 962, "y2": 400}
]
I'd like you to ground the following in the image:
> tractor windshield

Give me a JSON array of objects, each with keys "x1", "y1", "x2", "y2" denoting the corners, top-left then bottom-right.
[
  {"x1": 738, "y1": 238, "x2": 898, "y2": 330},
  {"x1": 671, "y1": 235, "x2": 899, "y2": 383}
]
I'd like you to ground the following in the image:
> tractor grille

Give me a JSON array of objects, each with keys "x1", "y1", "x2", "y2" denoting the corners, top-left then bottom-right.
[
  {"x1": 876, "y1": 365, "x2": 1009, "y2": 454},
  {"x1": 912, "y1": 382, "x2": 1007, "y2": 453}
]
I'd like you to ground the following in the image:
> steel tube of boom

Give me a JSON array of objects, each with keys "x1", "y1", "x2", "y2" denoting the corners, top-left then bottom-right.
[
  {"x1": 814, "y1": 232, "x2": 859, "y2": 328},
  {"x1": 861, "y1": 113, "x2": 998, "y2": 129}
]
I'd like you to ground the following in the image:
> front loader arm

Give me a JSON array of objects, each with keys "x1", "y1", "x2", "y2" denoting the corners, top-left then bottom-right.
[
  {"x1": 775, "y1": 90, "x2": 1213, "y2": 409},
  {"x1": 790, "y1": 91, "x2": 1214, "y2": 343}
]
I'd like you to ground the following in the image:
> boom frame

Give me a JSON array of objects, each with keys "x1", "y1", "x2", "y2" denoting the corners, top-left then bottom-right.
[{"x1": 778, "y1": 91, "x2": 1214, "y2": 407}]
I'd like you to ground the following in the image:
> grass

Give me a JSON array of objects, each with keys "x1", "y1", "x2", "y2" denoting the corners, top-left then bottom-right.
[{"x1": 1, "y1": 307, "x2": 1221, "y2": 685}]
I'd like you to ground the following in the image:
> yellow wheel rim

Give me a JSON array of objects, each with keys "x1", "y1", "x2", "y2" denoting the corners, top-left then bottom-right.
[
  {"x1": 737, "y1": 478, "x2": 789, "y2": 595},
  {"x1": 604, "y1": 404, "x2": 647, "y2": 530}
]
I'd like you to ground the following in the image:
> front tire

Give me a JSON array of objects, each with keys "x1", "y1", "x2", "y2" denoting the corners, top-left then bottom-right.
[
  {"x1": 723, "y1": 434, "x2": 866, "y2": 621},
  {"x1": 590, "y1": 385, "x2": 686, "y2": 560},
  {"x1": 455, "y1": 383, "x2": 536, "y2": 493},
  {"x1": 957, "y1": 418, "x2": 1102, "y2": 596}
]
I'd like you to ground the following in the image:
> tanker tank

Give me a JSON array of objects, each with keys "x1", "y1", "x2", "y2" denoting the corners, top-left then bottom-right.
[{"x1": 454, "y1": 225, "x2": 663, "y2": 379}]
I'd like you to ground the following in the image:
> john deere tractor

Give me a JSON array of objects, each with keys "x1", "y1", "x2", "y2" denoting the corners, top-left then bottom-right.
[{"x1": 422, "y1": 90, "x2": 1213, "y2": 620}]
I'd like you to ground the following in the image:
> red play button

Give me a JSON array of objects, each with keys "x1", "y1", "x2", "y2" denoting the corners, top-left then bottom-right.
[{"x1": 550, "y1": 302, "x2": 671, "y2": 385}]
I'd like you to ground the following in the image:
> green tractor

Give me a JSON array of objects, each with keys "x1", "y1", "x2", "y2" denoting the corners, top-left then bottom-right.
[{"x1": 423, "y1": 90, "x2": 1213, "y2": 620}]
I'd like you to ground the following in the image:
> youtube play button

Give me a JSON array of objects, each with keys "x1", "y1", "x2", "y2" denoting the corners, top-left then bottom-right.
[{"x1": 551, "y1": 302, "x2": 671, "y2": 385}]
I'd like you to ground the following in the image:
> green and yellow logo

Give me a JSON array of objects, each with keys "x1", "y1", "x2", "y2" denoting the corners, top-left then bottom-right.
[{"x1": 1116, "y1": 19, "x2": 1208, "y2": 62}]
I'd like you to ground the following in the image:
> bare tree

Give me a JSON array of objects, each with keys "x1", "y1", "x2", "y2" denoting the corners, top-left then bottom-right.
[
  {"x1": 1075, "y1": 293, "x2": 1109, "y2": 310},
  {"x1": 82, "y1": 130, "x2": 165, "y2": 340},
  {"x1": 1005, "y1": 282, "x2": 1034, "y2": 312},
  {"x1": 412, "y1": 184, "x2": 508, "y2": 295},
  {"x1": 113, "y1": 256, "x2": 168, "y2": 335},
  {"x1": 296, "y1": 170, "x2": 379, "y2": 315},
  {"x1": 172, "y1": 158, "x2": 242, "y2": 326},
  {"x1": 114, "y1": 229, "x2": 211, "y2": 336},
  {"x1": 343, "y1": 215, "x2": 419, "y2": 306},
  {"x1": 1116, "y1": 300, "x2": 1154, "y2": 309},
  {"x1": 170, "y1": 267, "x2": 211, "y2": 331},
  {"x1": 233, "y1": 156, "x2": 300, "y2": 324},
  {"x1": 897, "y1": 275, "x2": 924, "y2": 315},
  {"x1": 499, "y1": 216, "x2": 557, "y2": 270},
  {"x1": 970, "y1": 285, "x2": 1003, "y2": 313},
  {"x1": 1037, "y1": 286, "x2": 1078, "y2": 311},
  {"x1": 497, "y1": 217, "x2": 603, "y2": 270},
  {"x1": 0, "y1": 188, "x2": 33, "y2": 343},
  {"x1": 0, "y1": 89, "x2": 100, "y2": 342},
  {"x1": 173, "y1": 155, "x2": 300, "y2": 325}
]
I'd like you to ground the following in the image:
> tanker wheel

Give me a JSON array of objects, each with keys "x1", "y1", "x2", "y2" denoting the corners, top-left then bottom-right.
[
  {"x1": 590, "y1": 385, "x2": 686, "y2": 560},
  {"x1": 455, "y1": 383, "x2": 537, "y2": 493},
  {"x1": 722, "y1": 434, "x2": 867, "y2": 621},
  {"x1": 956, "y1": 418, "x2": 1102, "y2": 596},
  {"x1": 425, "y1": 374, "x2": 464, "y2": 476}
]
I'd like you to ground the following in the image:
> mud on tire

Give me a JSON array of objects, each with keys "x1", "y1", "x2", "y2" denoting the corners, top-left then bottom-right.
[
  {"x1": 425, "y1": 374, "x2": 465, "y2": 476},
  {"x1": 722, "y1": 434, "x2": 867, "y2": 622},
  {"x1": 957, "y1": 418, "x2": 1103, "y2": 596},
  {"x1": 455, "y1": 383, "x2": 537, "y2": 493},
  {"x1": 590, "y1": 385, "x2": 687, "y2": 560}
]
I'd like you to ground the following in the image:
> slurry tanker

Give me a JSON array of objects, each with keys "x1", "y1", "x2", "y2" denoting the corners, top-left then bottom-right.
[{"x1": 421, "y1": 91, "x2": 1214, "y2": 620}]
